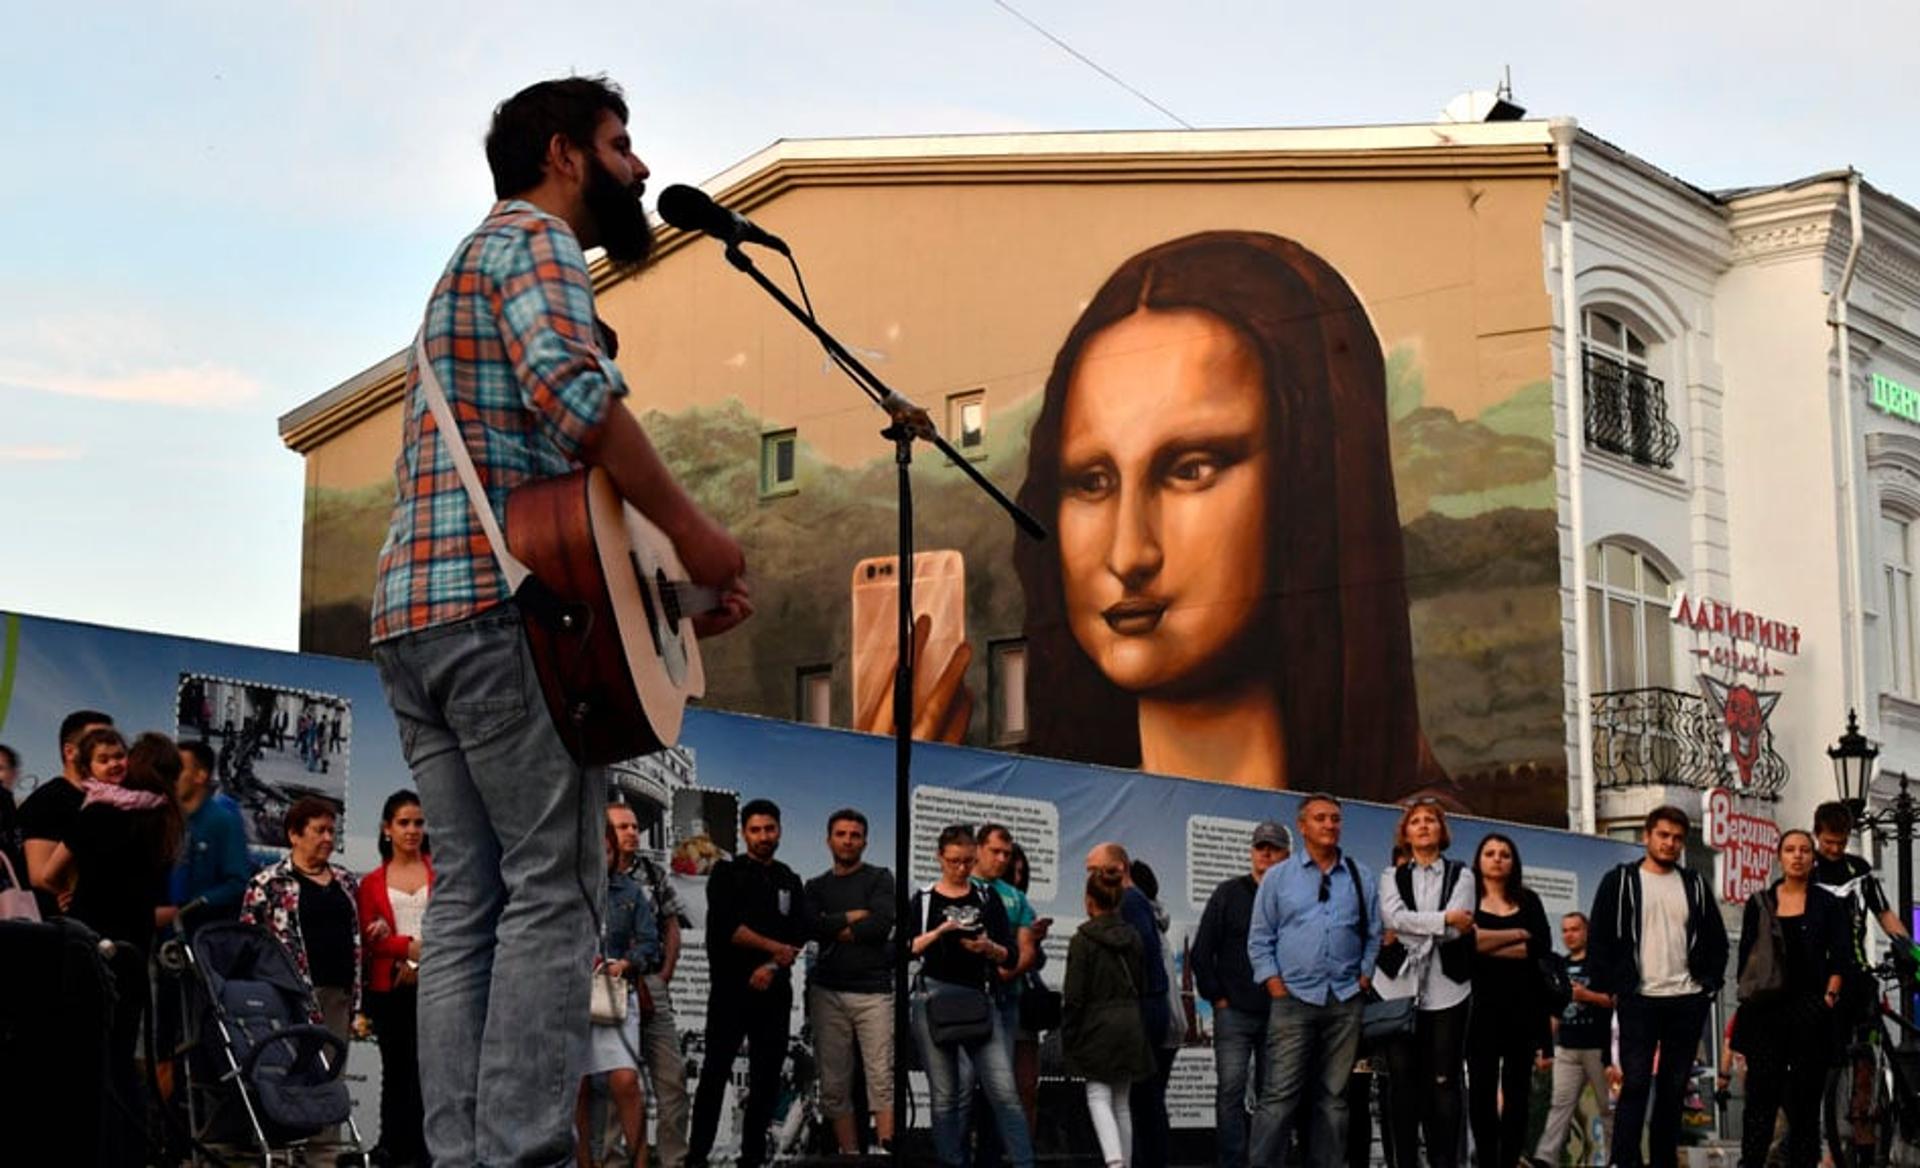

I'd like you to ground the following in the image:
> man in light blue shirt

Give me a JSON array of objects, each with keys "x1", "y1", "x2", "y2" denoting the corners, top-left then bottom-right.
[{"x1": 1247, "y1": 793, "x2": 1380, "y2": 1168}]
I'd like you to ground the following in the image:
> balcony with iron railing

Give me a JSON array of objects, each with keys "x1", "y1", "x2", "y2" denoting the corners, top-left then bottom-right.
[
  {"x1": 1584, "y1": 349, "x2": 1680, "y2": 471},
  {"x1": 1591, "y1": 687, "x2": 1788, "y2": 799}
]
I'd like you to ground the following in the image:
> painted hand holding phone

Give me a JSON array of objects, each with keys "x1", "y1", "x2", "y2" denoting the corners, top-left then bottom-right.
[{"x1": 851, "y1": 551, "x2": 972, "y2": 743}]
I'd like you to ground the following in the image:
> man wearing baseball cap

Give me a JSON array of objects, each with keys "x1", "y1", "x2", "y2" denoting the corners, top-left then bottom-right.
[{"x1": 1192, "y1": 821, "x2": 1292, "y2": 1167}]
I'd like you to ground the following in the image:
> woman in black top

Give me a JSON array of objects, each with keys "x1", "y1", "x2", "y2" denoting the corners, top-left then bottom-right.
[
  {"x1": 1465, "y1": 832, "x2": 1553, "y2": 1168},
  {"x1": 47, "y1": 730, "x2": 184, "y2": 1164},
  {"x1": 908, "y1": 824, "x2": 1031, "y2": 1168},
  {"x1": 1732, "y1": 830, "x2": 1847, "y2": 1168}
]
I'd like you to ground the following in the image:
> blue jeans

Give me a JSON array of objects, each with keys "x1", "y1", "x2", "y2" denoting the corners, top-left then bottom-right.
[
  {"x1": 1215, "y1": 1003, "x2": 1272, "y2": 1167},
  {"x1": 969, "y1": 995, "x2": 1025, "y2": 1165},
  {"x1": 373, "y1": 606, "x2": 607, "y2": 1167},
  {"x1": 1251, "y1": 993, "x2": 1363, "y2": 1168},
  {"x1": 911, "y1": 988, "x2": 1033, "y2": 1168}
]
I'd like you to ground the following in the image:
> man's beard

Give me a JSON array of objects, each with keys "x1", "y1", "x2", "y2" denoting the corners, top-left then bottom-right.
[{"x1": 585, "y1": 155, "x2": 655, "y2": 268}]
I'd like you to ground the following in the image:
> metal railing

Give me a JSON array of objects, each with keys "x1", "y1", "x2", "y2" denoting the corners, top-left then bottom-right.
[
  {"x1": 1584, "y1": 349, "x2": 1681, "y2": 470},
  {"x1": 1591, "y1": 687, "x2": 1788, "y2": 799}
]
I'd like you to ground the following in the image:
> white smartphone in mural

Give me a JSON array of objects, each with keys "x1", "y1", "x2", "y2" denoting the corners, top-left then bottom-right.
[{"x1": 850, "y1": 550, "x2": 966, "y2": 732}]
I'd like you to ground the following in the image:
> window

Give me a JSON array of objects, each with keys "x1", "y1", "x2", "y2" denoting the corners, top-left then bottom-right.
[
  {"x1": 989, "y1": 639, "x2": 1028, "y2": 745},
  {"x1": 1884, "y1": 514, "x2": 1917, "y2": 697},
  {"x1": 1582, "y1": 308, "x2": 1679, "y2": 470},
  {"x1": 760, "y1": 429, "x2": 797, "y2": 497},
  {"x1": 1586, "y1": 542, "x2": 1674, "y2": 691},
  {"x1": 947, "y1": 390, "x2": 986, "y2": 456},
  {"x1": 795, "y1": 665, "x2": 832, "y2": 727}
]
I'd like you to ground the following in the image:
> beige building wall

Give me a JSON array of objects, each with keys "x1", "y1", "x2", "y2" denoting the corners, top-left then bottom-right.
[{"x1": 282, "y1": 128, "x2": 1567, "y2": 818}]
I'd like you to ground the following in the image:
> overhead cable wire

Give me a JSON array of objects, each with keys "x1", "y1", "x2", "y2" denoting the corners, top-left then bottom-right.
[{"x1": 988, "y1": 0, "x2": 1195, "y2": 130}]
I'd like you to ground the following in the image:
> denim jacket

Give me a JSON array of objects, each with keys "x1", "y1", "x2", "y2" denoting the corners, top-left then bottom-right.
[{"x1": 605, "y1": 868, "x2": 663, "y2": 975}]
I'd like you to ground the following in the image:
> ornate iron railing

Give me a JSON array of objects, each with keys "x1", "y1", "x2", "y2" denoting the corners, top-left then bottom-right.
[
  {"x1": 1584, "y1": 349, "x2": 1680, "y2": 470},
  {"x1": 1590, "y1": 687, "x2": 1787, "y2": 799}
]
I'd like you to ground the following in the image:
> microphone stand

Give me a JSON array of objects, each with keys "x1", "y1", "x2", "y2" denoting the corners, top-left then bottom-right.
[{"x1": 717, "y1": 242, "x2": 1046, "y2": 1152}]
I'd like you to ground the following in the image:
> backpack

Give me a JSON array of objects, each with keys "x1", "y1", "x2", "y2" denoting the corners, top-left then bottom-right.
[{"x1": 1393, "y1": 860, "x2": 1472, "y2": 982}]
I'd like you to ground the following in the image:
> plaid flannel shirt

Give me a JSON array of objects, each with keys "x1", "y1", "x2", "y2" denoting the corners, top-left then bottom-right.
[{"x1": 370, "y1": 200, "x2": 626, "y2": 643}]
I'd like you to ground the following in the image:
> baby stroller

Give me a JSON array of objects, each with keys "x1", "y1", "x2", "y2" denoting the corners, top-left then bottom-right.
[{"x1": 178, "y1": 920, "x2": 366, "y2": 1165}]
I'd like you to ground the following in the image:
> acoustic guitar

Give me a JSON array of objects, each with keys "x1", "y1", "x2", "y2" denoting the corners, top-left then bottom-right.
[{"x1": 505, "y1": 467, "x2": 715, "y2": 765}]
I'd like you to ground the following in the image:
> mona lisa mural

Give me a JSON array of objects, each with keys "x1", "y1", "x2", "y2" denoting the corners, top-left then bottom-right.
[
  {"x1": 1013, "y1": 231, "x2": 1442, "y2": 803},
  {"x1": 285, "y1": 133, "x2": 1568, "y2": 822}
]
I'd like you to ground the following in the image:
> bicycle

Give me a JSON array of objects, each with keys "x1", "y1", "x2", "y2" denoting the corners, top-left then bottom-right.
[{"x1": 1823, "y1": 954, "x2": 1920, "y2": 1168}]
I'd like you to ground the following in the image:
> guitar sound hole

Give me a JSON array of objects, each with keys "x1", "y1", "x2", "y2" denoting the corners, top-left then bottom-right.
[
  {"x1": 657, "y1": 569, "x2": 684, "y2": 628},
  {"x1": 628, "y1": 552, "x2": 667, "y2": 659}
]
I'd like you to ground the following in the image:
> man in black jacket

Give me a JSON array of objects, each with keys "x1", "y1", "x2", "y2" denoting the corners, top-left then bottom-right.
[
  {"x1": 1586, "y1": 805, "x2": 1728, "y2": 1168},
  {"x1": 1193, "y1": 820, "x2": 1291, "y2": 1168},
  {"x1": 689, "y1": 798, "x2": 807, "y2": 1168}
]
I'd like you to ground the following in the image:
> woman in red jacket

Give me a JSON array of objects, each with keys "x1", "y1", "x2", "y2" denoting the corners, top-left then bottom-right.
[{"x1": 360, "y1": 789, "x2": 433, "y2": 1167}]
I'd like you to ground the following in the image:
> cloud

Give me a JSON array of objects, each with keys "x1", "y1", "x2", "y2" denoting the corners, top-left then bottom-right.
[
  {"x1": 0, "y1": 445, "x2": 83, "y2": 463},
  {"x1": 0, "y1": 363, "x2": 261, "y2": 409}
]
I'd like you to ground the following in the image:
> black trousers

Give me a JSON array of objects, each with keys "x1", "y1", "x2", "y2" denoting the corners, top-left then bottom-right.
[
  {"x1": 1614, "y1": 993, "x2": 1711, "y2": 1168},
  {"x1": 1739, "y1": 995, "x2": 1827, "y2": 1168},
  {"x1": 367, "y1": 985, "x2": 427, "y2": 1162},
  {"x1": 1385, "y1": 1000, "x2": 1470, "y2": 1168},
  {"x1": 1467, "y1": 999, "x2": 1540, "y2": 1168},
  {"x1": 1129, "y1": 1044, "x2": 1177, "y2": 1166},
  {"x1": 689, "y1": 988, "x2": 791, "y2": 1168}
]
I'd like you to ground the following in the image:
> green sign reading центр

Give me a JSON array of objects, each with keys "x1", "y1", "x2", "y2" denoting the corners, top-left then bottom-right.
[{"x1": 1872, "y1": 373, "x2": 1920, "y2": 425}]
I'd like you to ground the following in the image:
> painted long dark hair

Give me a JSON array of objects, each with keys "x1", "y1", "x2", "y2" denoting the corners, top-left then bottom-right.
[{"x1": 1013, "y1": 230, "x2": 1432, "y2": 801}]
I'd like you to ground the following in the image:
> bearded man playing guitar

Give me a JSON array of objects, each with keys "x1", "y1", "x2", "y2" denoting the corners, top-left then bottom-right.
[{"x1": 369, "y1": 76, "x2": 751, "y2": 1167}]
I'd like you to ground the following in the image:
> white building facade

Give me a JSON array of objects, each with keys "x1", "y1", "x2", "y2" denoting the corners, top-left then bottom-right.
[{"x1": 1554, "y1": 125, "x2": 1920, "y2": 941}]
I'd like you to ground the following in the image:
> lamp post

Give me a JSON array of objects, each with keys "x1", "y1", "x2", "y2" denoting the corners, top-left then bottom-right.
[{"x1": 1828, "y1": 708, "x2": 1917, "y2": 1027}]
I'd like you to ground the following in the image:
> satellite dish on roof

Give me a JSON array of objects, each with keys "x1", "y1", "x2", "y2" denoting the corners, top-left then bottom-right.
[{"x1": 1439, "y1": 68, "x2": 1526, "y2": 123}]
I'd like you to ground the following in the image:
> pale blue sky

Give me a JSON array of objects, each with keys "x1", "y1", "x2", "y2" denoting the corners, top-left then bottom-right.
[{"x1": 3, "y1": 1, "x2": 1914, "y2": 651}]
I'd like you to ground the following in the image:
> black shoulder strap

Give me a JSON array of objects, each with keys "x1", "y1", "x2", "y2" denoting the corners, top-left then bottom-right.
[
  {"x1": 1346, "y1": 856, "x2": 1367, "y2": 937},
  {"x1": 1440, "y1": 859, "x2": 1464, "y2": 908},
  {"x1": 1396, "y1": 862, "x2": 1415, "y2": 912}
]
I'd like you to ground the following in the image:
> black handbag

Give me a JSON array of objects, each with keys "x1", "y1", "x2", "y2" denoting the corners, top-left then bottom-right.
[
  {"x1": 924, "y1": 978, "x2": 994, "y2": 1046},
  {"x1": 1360, "y1": 992, "x2": 1416, "y2": 1053},
  {"x1": 1018, "y1": 971, "x2": 1063, "y2": 1033}
]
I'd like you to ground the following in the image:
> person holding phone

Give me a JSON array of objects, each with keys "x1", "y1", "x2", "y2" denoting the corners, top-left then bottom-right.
[{"x1": 909, "y1": 825, "x2": 1031, "y2": 1168}]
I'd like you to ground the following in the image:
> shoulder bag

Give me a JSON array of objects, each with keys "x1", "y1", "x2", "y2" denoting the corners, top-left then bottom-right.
[
  {"x1": 1360, "y1": 990, "x2": 1416, "y2": 1051},
  {"x1": 590, "y1": 969, "x2": 629, "y2": 1026},
  {"x1": 1736, "y1": 889, "x2": 1787, "y2": 1006},
  {"x1": 919, "y1": 887, "x2": 995, "y2": 1046},
  {"x1": 0, "y1": 852, "x2": 40, "y2": 922}
]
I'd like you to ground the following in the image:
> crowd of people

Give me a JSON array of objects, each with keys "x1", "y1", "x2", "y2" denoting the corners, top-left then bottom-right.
[{"x1": 3, "y1": 705, "x2": 1915, "y2": 1168}]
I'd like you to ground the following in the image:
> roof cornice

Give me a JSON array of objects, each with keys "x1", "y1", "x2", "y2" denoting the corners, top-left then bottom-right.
[
  {"x1": 1723, "y1": 180, "x2": 1849, "y2": 267},
  {"x1": 279, "y1": 126, "x2": 1563, "y2": 453},
  {"x1": 1569, "y1": 146, "x2": 1732, "y2": 278}
]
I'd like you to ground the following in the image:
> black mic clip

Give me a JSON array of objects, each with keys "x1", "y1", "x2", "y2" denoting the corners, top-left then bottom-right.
[{"x1": 879, "y1": 391, "x2": 937, "y2": 442}]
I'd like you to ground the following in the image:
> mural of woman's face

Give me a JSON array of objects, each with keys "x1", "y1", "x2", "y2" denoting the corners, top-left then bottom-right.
[{"x1": 1056, "y1": 308, "x2": 1271, "y2": 697}]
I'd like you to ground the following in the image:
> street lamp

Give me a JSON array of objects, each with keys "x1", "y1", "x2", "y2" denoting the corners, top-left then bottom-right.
[
  {"x1": 1828, "y1": 708, "x2": 1916, "y2": 1029},
  {"x1": 1828, "y1": 707, "x2": 1880, "y2": 816}
]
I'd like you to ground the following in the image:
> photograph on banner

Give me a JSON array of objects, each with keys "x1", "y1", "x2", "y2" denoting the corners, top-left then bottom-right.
[
  {"x1": 294, "y1": 163, "x2": 1571, "y2": 825},
  {"x1": 174, "y1": 672, "x2": 351, "y2": 848},
  {"x1": 0, "y1": 608, "x2": 1643, "y2": 1152}
]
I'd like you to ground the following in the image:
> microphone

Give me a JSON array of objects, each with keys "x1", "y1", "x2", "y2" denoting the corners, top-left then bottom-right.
[{"x1": 657, "y1": 185, "x2": 791, "y2": 256}]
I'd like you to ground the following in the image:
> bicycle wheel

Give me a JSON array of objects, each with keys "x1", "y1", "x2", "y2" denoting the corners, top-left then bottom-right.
[{"x1": 1825, "y1": 1049, "x2": 1894, "y2": 1168}]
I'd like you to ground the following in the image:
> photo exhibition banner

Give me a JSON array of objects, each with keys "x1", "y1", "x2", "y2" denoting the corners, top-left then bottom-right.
[{"x1": 0, "y1": 610, "x2": 1638, "y2": 1152}]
